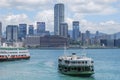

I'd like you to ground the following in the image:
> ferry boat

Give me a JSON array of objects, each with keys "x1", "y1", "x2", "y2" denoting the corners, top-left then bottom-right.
[
  {"x1": 58, "y1": 52, "x2": 94, "y2": 77},
  {"x1": 0, "y1": 47, "x2": 30, "y2": 61}
]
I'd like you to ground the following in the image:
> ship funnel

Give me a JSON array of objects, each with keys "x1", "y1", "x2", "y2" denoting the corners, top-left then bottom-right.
[{"x1": 72, "y1": 53, "x2": 77, "y2": 60}]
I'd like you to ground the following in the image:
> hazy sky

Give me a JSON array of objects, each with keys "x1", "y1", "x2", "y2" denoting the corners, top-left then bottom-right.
[{"x1": 0, "y1": 0, "x2": 120, "y2": 34}]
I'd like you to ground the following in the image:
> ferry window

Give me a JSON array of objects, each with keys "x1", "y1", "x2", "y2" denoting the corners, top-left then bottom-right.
[
  {"x1": 82, "y1": 61, "x2": 84, "y2": 64},
  {"x1": 91, "y1": 61, "x2": 94, "y2": 63},
  {"x1": 85, "y1": 61, "x2": 87, "y2": 64},
  {"x1": 68, "y1": 61, "x2": 70, "y2": 64},
  {"x1": 65, "y1": 60, "x2": 67, "y2": 63},
  {"x1": 71, "y1": 67, "x2": 74, "y2": 70},
  {"x1": 78, "y1": 61, "x2": 81, "y2": 64},
  {"x1": 74, "y1": 67, "x2": 77, "y2": 70},
  {"x1": 68, "y1": 67, "x2": 70, "y2": 71},
  {"x1": 64, "y1": 67, "x2": 67, "y2": 69},
  {"x1": 59, "y1": 59, "x2": 62, "y2": 62},
  {"x1": 71, "y1": 61, "x2": 75, "y2": 64}
]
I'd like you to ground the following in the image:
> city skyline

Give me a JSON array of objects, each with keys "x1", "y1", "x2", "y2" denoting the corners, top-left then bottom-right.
[{"x1": 0, "y1": 0, "x2": 120, "y2": 34}]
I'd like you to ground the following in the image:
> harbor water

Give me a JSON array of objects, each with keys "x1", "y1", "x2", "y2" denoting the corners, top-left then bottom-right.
[{"x1": 0, "y1": 49, "x2": 120, "y2": 80}]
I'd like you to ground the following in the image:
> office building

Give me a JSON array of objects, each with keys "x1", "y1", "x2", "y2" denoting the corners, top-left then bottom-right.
[
  {"x1": 85, "y1": 30, "x2": 90, "y2": 39},
  {"x1": 72, "y1": 21, "x2": 80, "y2": 41},
  {"x1": 6, "y1": 25, "x2": 18, "y2": 42},
  {"x1": 54, "y1": 3, "x2": 64, "y2": 35},
  {"x1": 25, "y1": 35, "x2": 68, "y2": 47},
  {"x1": 60, "y1": 22, "x2": 68, "y2": 38},
  {"x1": 28, "y1": 25, "x2": 34, "y2": 35},
  {"x1": 37, "y1": 22, "x2": 45, "y2": 34},
  {"x1": 18, "y1": 24, "x2": 27, "y2": 40}
]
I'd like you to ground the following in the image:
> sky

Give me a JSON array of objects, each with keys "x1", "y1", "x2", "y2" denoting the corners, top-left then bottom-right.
[{"x1": 0, "y1": 0, "x2": 120, "y2": 34}]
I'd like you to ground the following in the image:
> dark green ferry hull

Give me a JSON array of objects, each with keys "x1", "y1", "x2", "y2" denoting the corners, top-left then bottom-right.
[
  {"x1": 0, "y1": 57, "x2": 30, "y2": 61},
  {"x1": 59, "y1": 70, "x2": 94, "y2": 77},
  {"x1": 58, "y1": 64, "x2": 94, "y2": 77}
]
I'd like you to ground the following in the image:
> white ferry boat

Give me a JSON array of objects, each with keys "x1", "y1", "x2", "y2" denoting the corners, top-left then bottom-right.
[
  {"x1": 0, "y1": 47, "x2": 30, "y2": 61},
  {"x1": 58, "y1": 53, "x2": 94, "y2": 77}
]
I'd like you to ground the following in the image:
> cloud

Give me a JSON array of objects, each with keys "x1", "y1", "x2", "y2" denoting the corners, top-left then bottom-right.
[
  {"x1": 79, "y1": 20, "x2": 120, "y2": 34},
  {"x1": 0, "y1": 13, "x2": 31, "y2": 31},
  {"x1": 68, "y1": 0, "x2": 117, "y2": 15},
  {"x1": 0, "y1": 0, "x2": 54, "y2": 11},
  {"x1": 0, "y1": 0, "x2": 11, "y2": 8},
  {"x1": 0, "y1": 0, "x2": 118, "y2": 14},
  {"x1": 0, "y1": 0, "x2": 119, "y2": 34},
  {"x1": 35, "y1": 10, "x2": 54, "y2": 32}
]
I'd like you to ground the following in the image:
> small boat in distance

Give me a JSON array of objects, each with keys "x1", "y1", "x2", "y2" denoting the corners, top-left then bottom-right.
[
  {"x1": 0, "y1": 43, "x2": 30, "y2": 61},
  {"x1": 58, "y1": 49, "x2": 94, "y2": 77}
]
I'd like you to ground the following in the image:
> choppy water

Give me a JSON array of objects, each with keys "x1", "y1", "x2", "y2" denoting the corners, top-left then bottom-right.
[{"x1": 0, "y1": 49, "x2": 120, "y2": 80}]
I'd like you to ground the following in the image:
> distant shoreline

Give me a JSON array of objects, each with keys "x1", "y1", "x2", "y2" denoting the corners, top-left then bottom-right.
[{"x1": 27, "y1": 47, "x2": 120, "y2": 50}]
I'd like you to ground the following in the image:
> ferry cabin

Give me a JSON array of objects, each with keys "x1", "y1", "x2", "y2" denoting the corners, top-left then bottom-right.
[
  {"x1": 58, "y1": 53, "x2": 94, "y2": 76},
  {"x1": 0, "y1": 48, "x2": 30, "y2": 61}
]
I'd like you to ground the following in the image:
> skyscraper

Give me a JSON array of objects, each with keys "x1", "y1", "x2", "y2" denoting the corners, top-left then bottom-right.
[
  {"x1": 54, "y1": 3, "x2": 64, "y2": 35},
  {"x1": 85, "y1": 30, "x2": 91, "y2": 45},
  {"x1": 60, "y1": 22, "x2": 68, "y2": 38},
  {"x1": 37, "y1": 22, "x2": 45, "y2": 34},
  {"x1": 85, "y1": 30, "x2": 90, "y2": 39},
  {"x1": 18, "y1": 24, "x2": 27, "y2": 40},
  {"x1": 29, "y1": 25, "x2": 34, "y2": 35},
  {"x1": 6, "y1": 25, "x2": 18, "y2": 42},
  {"x1": 72, "y1": 21, "x2": 80, "y2": 41}
]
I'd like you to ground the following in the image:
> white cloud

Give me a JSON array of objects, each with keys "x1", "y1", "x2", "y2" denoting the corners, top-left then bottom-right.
[
  {"x1": 79, "y1": 20, "x2": 120, "y2": 34},
  {"x1": 13, "y1": 0, "x2": 53, "y2": 10},
  {"x1": 0, "y1": 0, "x2": 10, "y2": 8},
  {"x1": 0, "y1": 0, "x2": 119, "y2": 34},
  {"x1": 35, "y1": 10, "x2": 54, "y2": 32},
  {"x1": 0, "y1": 0, "x2": 118, "y2": 14},
  {"x1": 68, "y1": 0, "x2": 117, "y2": 15},
  {"x1": 0, "y1": 13, "x2": 31, "y2": 31}
]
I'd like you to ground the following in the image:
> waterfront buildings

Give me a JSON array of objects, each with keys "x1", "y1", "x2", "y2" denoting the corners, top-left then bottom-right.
[
  {"x1": 6, "y1": 25, "x2": 18, "y2": 42},
  {"x1": 28, "y1": 25, "x2": 34, "y2": 35},
  {"x1": 18, "y1": 24, "x2": 27, "y2": 40},
  {"x1": 24, "y1": 35, "x2": 68, "y2": 47},
  {"x1": 54, "y1": 3, "x2": 64, "y2": 35},
  {"x1": 59, "y1": 22, "x2": 68, "y2": 38},
  {"x1": 72, "y1": 21, "x2": 80, "y2": 41}
]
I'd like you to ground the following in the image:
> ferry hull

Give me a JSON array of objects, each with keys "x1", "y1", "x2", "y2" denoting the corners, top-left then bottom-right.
[
  {"x1": 0, "y1": 56, "x2": 30, "y2": 61},
  {"x1": 59, "y1": 70, "x2": 94, "y2": 77},
  {"x1": 58, "y1": 64, "x2": 94, "y2": 77}
]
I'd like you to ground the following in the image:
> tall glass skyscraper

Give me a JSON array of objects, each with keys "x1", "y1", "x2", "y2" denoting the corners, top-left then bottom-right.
[
  {"x1": 28, "y1": 25, "x2": 34, "y2": 35},
  {"x1": 6, "y1": 25, "x2": 18, "y2": 42},
  {"x1": 60, "y1": 22, "x2": 68, "y2": 38},
  {"x1": 18, "y1": 24, "x2": 27, "y2": 40},
  {"x1": 37, "y1": 22, "x2": 45, "y2": 34},
  {"x1": 54, "y1": 3, "x2": 64, "y2": 35},
  {"x1": 72, "y1": 21, "x2": 80, "y2": 41}
]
